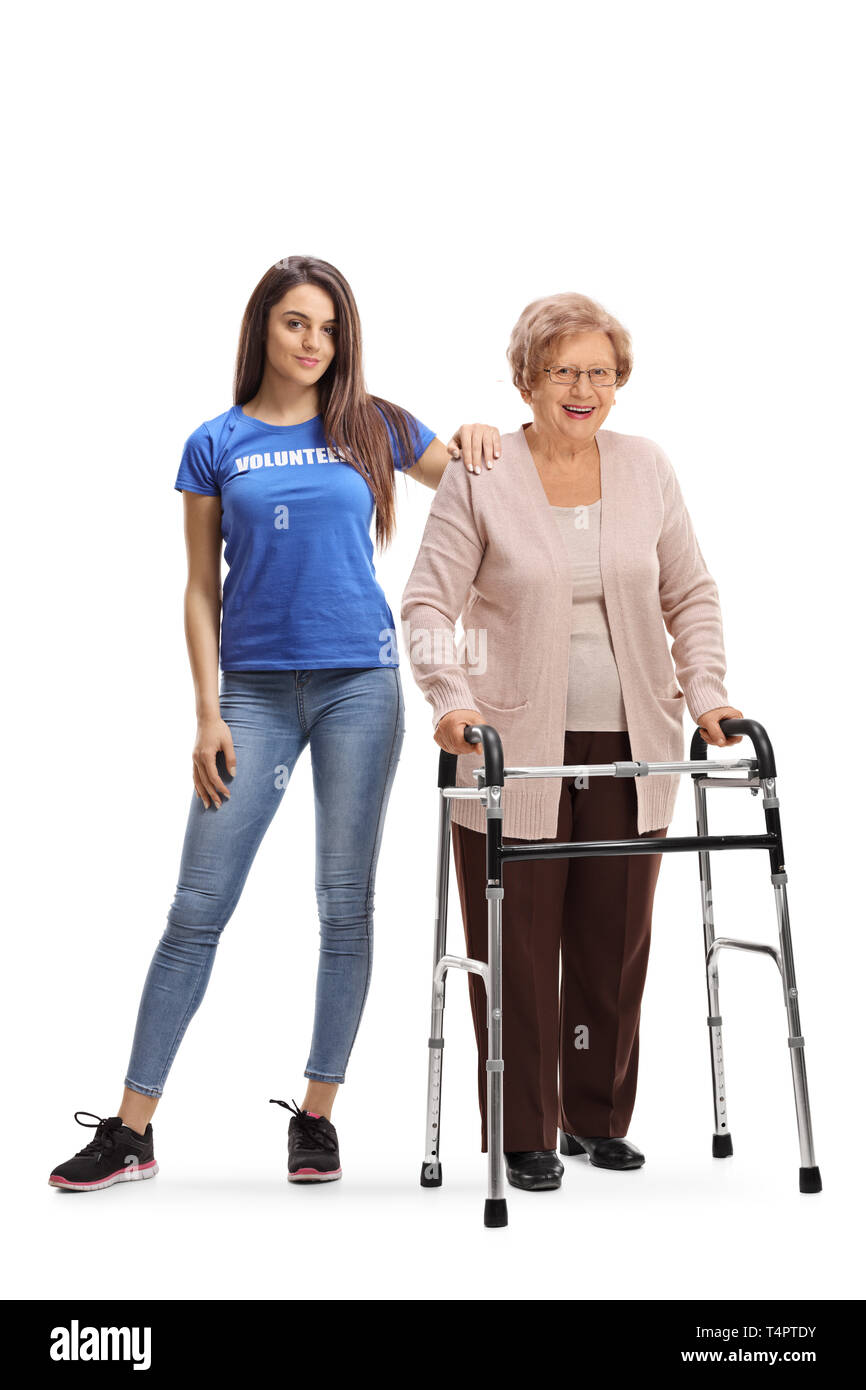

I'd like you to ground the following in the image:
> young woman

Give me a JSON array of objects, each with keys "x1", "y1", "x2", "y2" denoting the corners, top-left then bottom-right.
[{"x1": 49, "y1": 255, "x2": 501, "y2": 1192}]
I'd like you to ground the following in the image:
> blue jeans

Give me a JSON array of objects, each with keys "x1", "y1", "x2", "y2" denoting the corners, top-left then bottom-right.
[{"x1": 124, "y1": 667, "x2": 405, "y2": 1095}]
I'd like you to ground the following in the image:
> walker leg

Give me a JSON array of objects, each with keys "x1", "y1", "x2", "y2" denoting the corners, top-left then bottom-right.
[
  {"x1": 762, "y1": 777, "x2": 821, "y2": 1193},
  {"x1": 771, "y1": 867, "x2": 822, "y2": 1193},
  {"x1": 694, "y1": 781, "x2": 733, "y2": 1156},
  {"x1": 484, "y1": 883, "x2": 507, "y2": 1228},
  {"x1": 421, "y1": 795, "x2": 452, "y2": 1189}
]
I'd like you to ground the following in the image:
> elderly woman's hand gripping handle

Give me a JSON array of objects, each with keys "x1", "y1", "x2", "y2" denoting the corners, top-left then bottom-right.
[
  {"x1": 697, "y1": 705, "x2": 745, "y2": 748},
  {"x1": 434, "y1": 709, "x2": 487, "y2": 757}
]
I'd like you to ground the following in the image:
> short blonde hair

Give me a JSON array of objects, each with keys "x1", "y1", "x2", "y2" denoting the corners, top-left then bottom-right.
[{"x1": 507, "y1": 292, "x2": 633, "y2": 395}]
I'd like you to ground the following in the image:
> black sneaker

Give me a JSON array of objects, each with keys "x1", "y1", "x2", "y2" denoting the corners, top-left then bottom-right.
[
  {"x1": 270, "y1": 1098, "x2": 342, "y2": 1183},
  {"x1": 48, "y1": 1112, "x2": 158, "y2": 1192}
]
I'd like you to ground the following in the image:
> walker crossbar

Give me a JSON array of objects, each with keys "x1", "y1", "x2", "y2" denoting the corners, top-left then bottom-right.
[
  {"x1": 471, "y1": 756, "x2": 758, "y2": 780},
  {"x1": 421, "y1": 717, "x2": 822, "y2": 1227},
  {"x1": 499, "y1": 834, "x2": 777, "y2": 862}
]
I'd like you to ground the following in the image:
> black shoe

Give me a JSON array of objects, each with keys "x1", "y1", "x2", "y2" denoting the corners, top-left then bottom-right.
[
  {"x1": 49, "y1": 1112, "x2": 158, "y2": 1192},
  {"x1": 560, "y1": 1132, "x2": 645, "y2": 1170},
  {"x1": 504, "y1": 1150, "x2": 564, "y2": 1191},
  {"x1": 270, "y1": 1099, "x2": 342, "y2": 1183}
]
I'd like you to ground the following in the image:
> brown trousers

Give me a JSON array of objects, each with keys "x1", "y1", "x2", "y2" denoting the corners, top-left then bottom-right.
[{"x1": 451, "y1": 730, "x2": 668, "y2": 1153}]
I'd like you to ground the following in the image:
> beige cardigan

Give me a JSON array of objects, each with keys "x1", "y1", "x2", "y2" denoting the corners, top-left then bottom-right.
[{"x1": 399, "y1": 424, "x2": 730, "y2": 838}]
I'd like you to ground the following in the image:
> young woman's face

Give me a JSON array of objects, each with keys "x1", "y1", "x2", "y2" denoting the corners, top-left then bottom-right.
[{"x1": 264, "y1": 282, "x2": 338, "y2": 388}]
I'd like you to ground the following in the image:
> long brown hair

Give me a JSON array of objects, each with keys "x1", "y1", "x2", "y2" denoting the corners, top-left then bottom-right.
[{"x1": 234, "y1": 255, "x2": 419, "y2": 549}]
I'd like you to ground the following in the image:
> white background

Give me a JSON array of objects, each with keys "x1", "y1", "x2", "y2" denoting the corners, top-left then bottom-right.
[{"x1": 3, "y1": 0, "x2": 864, "y2": 1302}]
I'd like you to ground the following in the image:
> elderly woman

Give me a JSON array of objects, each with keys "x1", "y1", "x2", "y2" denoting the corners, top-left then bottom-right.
[{"x1": 400, "y1": 292, "x2": 744, "y2": 1191}]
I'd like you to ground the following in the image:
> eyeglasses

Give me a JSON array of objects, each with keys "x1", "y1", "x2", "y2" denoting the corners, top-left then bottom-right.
[{"x1": 543, "y1": 365, "x2": 621, "y2": 387}]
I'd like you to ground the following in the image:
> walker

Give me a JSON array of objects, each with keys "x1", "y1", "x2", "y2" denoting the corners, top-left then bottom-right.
[{"x1": 420, "y1": 718, "x2": 822, "y2": 1227}]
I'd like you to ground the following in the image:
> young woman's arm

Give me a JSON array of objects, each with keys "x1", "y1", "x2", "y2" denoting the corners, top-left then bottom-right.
[
  {"x1": 181, "y1": 491, "x2": 236, "y2": 808},
  {"x1": 408, "y1": 424, "x2": 502, "y2": 491}
]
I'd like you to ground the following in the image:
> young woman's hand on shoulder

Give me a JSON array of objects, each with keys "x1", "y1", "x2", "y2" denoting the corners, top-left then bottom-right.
[{"x1": 447, "y1": 423, "x2": 502, "y2": 475}]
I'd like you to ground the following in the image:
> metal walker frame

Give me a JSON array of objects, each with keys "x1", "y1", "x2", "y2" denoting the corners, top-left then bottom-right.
[{"x1": 420, "y1": 718, "x2": 821, "y2": 1227}]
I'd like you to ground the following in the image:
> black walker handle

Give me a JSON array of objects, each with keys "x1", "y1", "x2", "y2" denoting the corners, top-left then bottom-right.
[
  {"x1": 438, "y1": 717, "x2": 776, "y2": 784},
  {"x1": 437, "y1": 723, "x2": 504, "y2": 789},
  {"x1": 689, "y1": 718, "x2": 776, "y2": 779}
]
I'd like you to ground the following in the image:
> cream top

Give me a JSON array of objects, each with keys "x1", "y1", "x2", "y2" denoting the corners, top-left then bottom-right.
[{"x1": 549, "y1": 500, "x2": 628, "y2": 731}]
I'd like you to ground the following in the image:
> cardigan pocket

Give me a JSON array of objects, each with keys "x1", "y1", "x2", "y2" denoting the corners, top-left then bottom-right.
[
  {"x1": 474, "y1": 694, "x2": 530, "y2": 717},
  {"x1": 657, "y1": 691, "x2": 686, "y2": 726}
]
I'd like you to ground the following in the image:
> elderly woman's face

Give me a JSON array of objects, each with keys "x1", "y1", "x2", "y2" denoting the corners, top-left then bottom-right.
[{"x1": 523, "y1": 330, "x2": 618, "y2": 446}]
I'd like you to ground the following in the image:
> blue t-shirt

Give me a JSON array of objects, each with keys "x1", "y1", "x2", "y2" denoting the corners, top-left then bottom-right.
[{"x1": 174, "y1": 404, "x2": 436, "y2": 670}]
